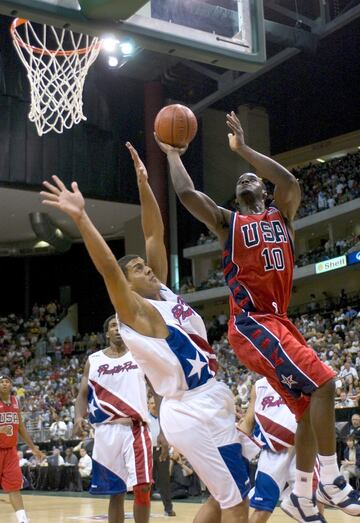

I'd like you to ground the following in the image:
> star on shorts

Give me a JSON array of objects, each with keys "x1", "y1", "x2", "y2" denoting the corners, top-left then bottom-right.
[{"x1": 281, "y1": 374, "x2": 298, "y2": 389}]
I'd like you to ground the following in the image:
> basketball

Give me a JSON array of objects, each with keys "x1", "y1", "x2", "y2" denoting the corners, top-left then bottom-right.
[{"x1": 154, "y1": 104, "x2": 198, "y2": 148}]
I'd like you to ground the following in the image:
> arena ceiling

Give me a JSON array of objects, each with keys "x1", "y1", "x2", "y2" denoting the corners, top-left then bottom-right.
[{"x1": 0, "y1": 187, "x2": 140, "y2": 250}]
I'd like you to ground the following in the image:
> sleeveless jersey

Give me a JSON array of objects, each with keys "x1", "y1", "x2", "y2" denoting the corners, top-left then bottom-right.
[
  {"x1": 88, "y1": 350, "x2": 149, "y2": 425},
  {"x1": 117, "y1": 285, "x2": 218, "y2": 399},
  {"x1": 253, "y1": 377, "x2": 296, "y2": 452},
  {"x1": 222, "y1": 206, "x2": 294, "y2": 316},
  {"x1": 0, "y1": 396, "x2": 20, "y2": 448}
]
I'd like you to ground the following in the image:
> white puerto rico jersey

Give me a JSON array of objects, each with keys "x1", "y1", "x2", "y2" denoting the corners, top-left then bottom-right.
[
  {"x1": 88, "y1": 350, "x2": 149, "y2": 425},
  {"x1": 117, "y1": 285, "x2": 218, "y2": 399},
  {"x1": 253, "y1": 377, "x2": 297, "y2": 452}
]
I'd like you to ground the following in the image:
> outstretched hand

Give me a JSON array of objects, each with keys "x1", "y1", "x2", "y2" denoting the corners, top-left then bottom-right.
[
  {"x1": 40, "y1": 175, "x2": 85, "y2": 221},
  {"x1": 153, "y1": 133, "x2": 188, "y2": 156},
  {"x1": 226, "y1": 111, "x2": 245, "y2": 152},
  {"x1": 126, "y1": 142, "x2": 148, "y2": 185}
]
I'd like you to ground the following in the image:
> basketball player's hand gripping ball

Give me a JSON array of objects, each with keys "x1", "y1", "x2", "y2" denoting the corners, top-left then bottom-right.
[{"x1": 154, "y1": 104, "x2": 198, "y2": 149}]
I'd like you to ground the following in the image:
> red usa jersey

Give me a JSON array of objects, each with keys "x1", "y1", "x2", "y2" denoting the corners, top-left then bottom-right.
[
  {"x1": 0, "y1": 396, "x2": 20, "y2": 448},
  {"x1": 223, "y1": 206, "x2": 294, "y2": 316}
]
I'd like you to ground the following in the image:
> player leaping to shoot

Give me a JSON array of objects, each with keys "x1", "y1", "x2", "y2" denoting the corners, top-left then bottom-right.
[
  {"x1": 40, "y1": 143, "x2": 250, "y2": 523},
  {"x1": 154, "y1": 111, "x2": 360, "y2": 523}
]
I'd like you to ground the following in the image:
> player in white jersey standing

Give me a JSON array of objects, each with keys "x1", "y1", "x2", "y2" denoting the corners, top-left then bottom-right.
[
  {"x1": 41, "y1": 143, "x2": 250, "y2": 523},
  {"x1": 239, "y1": 377, "x2": 323, "y2": 523},
  {"x1": 74, "y1": 314, "x2": 153, "y2": 523}
]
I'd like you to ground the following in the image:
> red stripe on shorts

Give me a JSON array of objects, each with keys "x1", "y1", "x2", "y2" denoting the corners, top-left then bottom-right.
[{"x1": 132, "y1": 423, "x2": 152, "y2": 485}]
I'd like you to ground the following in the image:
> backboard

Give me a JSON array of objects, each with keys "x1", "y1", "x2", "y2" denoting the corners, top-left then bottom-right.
[{"x1": 0, "y1": 0, "x2": 266, "y2": 71}]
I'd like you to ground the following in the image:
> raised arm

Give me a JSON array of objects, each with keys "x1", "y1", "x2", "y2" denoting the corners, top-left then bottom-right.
[
  {"x1": 226, "y1": 111, "x2": 301, "y2": 221},
  {"x1": 126, "y1": 142, "x2": 168, "y2": 284},
  {"x1": 40, "y1": 177, "x2": 168, "y2": 339},
  {"x1": 154, "y1": 135, "x2": 231, "y2": 245}
]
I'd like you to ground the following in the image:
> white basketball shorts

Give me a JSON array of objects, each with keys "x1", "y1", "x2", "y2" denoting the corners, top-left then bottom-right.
[
  {"x1": 160, "y1": 379, "x2": 250, "y2": 509},
  {"x1": 250, "y1": 446, "x2": 296, "y2": 512},
  {"x1": 89, "y1": 422, "x2": 152, "y2": 495}
]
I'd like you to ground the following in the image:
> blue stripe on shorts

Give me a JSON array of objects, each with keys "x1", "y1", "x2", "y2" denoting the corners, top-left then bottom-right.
[
  {"x1": 250, "y1": 470, "x2": 280, "y2": 512},
  {"x1": 89, "y1": 459, "x2": 127, "y2": 495},
  {"x1": 218, "y1": 443, "x2": 251, "y2": 500}
]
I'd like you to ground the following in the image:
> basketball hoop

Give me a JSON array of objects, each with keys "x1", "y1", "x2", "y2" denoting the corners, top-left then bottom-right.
[{"x1": 11, "y1": 18, "x2": 101, "y2": 136}]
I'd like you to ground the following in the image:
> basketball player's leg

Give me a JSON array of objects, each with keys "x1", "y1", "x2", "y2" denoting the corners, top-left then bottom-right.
[
  {"x1": 160, "y1": 385, "x2": 250, "y2": 523},
  {"x1": 279, "y1": 319, "x2": 340, "y2": 500},
  {"x1": 108, "y1": 493, "x2": 125, "y2": 523},
  {"x1": 133, "y1": 483, "x2": 151, "y2": 523},
  {"x1": 193, "y1": 496, "x2": 221, "y2": 523},
  {"x1": 193, "y1": 497, "x2": 248, "y2": 523},
  {"x1": 125, "y1": 423, "x2": 152, "y2": 523},
  {"x1": 267, "y1": 327, "x2": 359, "y2": 516},
  {"x1": 249, "y1": 448, "x2": 293, "y2": 523},
  {"x1": 249, "y1": 316, "x2": 360, "y2": 517},
  {"x1": 8, "y1": 491, "x2": 29, "y2": 523},
  {"x1": 221, "y1": 499, "x2": 249, "y2": 523},
  {"x1": 229, "y1": 314, "x2": 333, "y2": 520},
  {"x1": 250, "y1": 510, "x2": 272, "y2": 523},
  {"x1": 2, "y1": 448, "x2": 28, "y2": 523}
]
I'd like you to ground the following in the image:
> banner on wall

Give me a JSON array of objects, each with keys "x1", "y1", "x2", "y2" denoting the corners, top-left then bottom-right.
[
  {"x1": 315, "y1": 255, "x2": 347, "y2": 274},
  {"x1": 347, "y1": 250, "x2": 360, "y2": 266}
]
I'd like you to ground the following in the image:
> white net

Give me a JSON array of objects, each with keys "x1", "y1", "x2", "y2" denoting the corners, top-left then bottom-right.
[{"x1": 11, "y1": 19, "x2": 101, "y2": 136}]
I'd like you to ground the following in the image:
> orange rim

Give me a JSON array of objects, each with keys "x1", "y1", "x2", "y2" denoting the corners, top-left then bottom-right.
[{"x1": 10, "y1": 17, "x2": 101, "y2": 56}]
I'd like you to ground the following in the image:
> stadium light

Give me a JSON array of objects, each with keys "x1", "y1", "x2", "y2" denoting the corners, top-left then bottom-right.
[
  {"x1": 108, "y1": 56, "x2": 119, "y2": 68},
  {"x1": 102, "y1": 37, "x2": 119, "y2": 53},
  {"x1": 34, "y1": 241, "x2": 50, "y2": 248},
  {"x1": 120, "y1": 42, "x2": 134, "y2": 56}
]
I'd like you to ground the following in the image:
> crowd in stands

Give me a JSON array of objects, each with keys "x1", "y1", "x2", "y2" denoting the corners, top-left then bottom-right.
[
  {"x1": 1, "y1": 291, "x2": 358, "y2": 493},
  {"x1": 293, "y1": 151, "x2": 360, "y2": 218},
  {"x1": 0, "y1": 301, "x2": 66, "y2": 378},
  {"x1": 295, "y1": 233, "x2": 360, "y2": 268}
]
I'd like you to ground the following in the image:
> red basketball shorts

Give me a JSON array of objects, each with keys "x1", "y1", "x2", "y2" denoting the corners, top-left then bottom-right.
[
  {"x1": 228, "y1": 312, "x2": 335, "y2": 420},
  {"x1": 0, "y1": 446, "x2": 23, "y2": 492}
]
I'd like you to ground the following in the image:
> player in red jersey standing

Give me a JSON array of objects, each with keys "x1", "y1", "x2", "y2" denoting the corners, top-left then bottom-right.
[
  {"x1": 0, "y1": 376, "x2": 45, "y2": 523},
  {"x1": 155, "y1": 111, "x2": 360, "y2": 523}
]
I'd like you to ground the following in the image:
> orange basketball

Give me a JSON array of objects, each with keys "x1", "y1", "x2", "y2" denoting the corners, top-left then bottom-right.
[{"x1": 154, "y1": 104, "x2": 198, "y2": 148}]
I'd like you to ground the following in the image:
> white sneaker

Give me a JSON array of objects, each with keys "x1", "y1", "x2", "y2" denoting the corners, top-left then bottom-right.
[
  {"x1": 317, "y1": 475, "x2": 360, "y2": 515},
  {"x1": 280, "y1": 493, "x2": 327, "y2": 522}
]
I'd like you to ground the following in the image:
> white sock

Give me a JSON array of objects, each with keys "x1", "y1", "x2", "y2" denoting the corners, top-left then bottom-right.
[
  {"x1": 293, "y1": 469, "x2": 314, "y2": 499},
  {"x1": 318, "y1": 453, "x2": 340, "y2": 484},
  {"x1": 15, "y1": 509, "x2": 29, "y2": 523}
]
